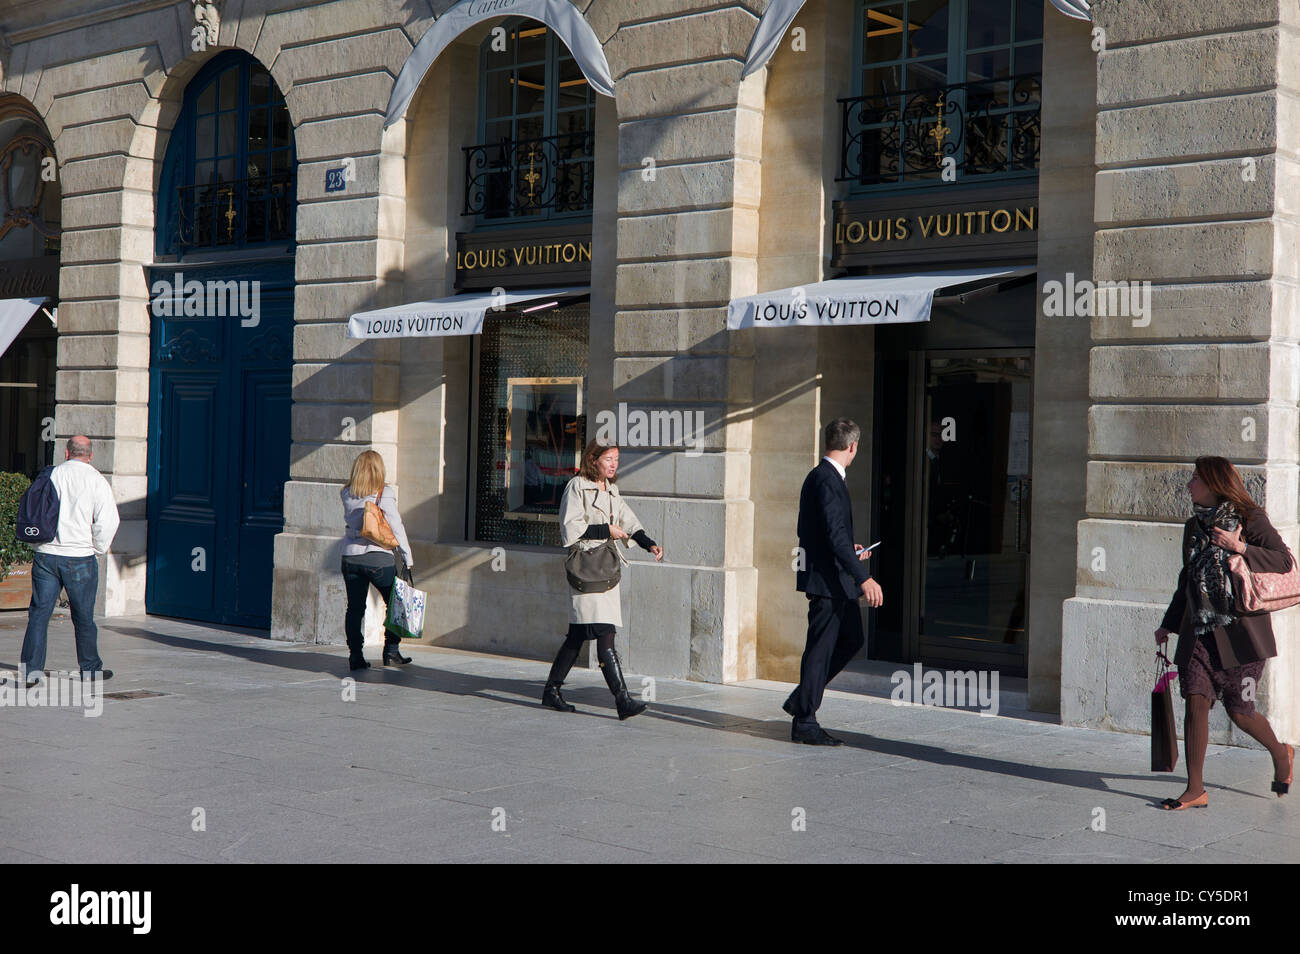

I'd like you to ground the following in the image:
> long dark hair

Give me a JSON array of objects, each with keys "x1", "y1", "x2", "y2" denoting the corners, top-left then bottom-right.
[
  {"x1": 579, "y1": 440, "x2": 618, "y2": 483},
  {"x1": 1195, "y1": 456, "x2": 1261, "y2": 519}
]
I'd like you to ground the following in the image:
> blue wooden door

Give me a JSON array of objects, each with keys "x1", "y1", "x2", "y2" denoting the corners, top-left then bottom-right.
[{"x1": 146, "y1": 260, "x2": 292, "y2": 628}]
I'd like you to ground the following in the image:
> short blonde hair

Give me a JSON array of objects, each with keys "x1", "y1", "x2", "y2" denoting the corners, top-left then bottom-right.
[{"x1": 347, "y1": 450, "x2": 385, "y2": 498}]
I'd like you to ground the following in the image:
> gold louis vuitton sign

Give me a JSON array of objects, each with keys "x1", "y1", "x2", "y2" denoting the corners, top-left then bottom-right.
[
  {"x1": 835, "y1": 206, "x2": 1036, "y2": 246},
  {"x1": 455, "y1": 224, "x2": 593, "y2": 290},
  {"x1": 831, "y1": 184, "x2": 1039, "y2": 271},
  {"x1": 456, "y1": 240, "x2": 591, "y2": 271}
]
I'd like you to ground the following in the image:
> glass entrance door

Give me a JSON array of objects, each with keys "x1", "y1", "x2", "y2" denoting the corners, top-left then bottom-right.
[{"x1": 871, "y1": 349, "x2": 1032, "y2": 675}]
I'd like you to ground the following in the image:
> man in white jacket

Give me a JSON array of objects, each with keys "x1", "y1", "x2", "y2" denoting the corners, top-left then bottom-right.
[{"x1": 21, "y1": 436, "x2": 120, "y2": 684}]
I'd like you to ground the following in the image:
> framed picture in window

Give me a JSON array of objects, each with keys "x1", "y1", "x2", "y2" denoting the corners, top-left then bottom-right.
[{"x1": 503, "y1": 376, "x2": 584, "y2": 521}]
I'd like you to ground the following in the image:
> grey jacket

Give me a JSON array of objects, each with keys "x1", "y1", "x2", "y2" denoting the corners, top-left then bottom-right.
[{"x1": 341, "y1": 484, "x2": 413, "y2": 568}]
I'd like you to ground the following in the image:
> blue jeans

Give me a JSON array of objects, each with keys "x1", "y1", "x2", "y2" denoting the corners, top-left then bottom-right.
[
  {"x1": 20, "y1": 552, "x2": 102, "y2": 674},
  {"x1": 341, "y1": 557, "x2": 397, "y2": 653}
]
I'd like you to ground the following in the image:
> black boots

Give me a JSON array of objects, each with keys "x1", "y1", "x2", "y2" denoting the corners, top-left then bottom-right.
[
  {"x1": 542, "y1": 637, "x2": 581, "y2": 712},
  {"x1": 351, "y1": 648, "x2": 408, "y2": 669},
  {"x1": 541, "y1": 638, "x2": 648, "y2": 721},
  {"x1": 542, "y1": 682, "x2": 575, "y2": 712},
  {"x1": 598, "y1": 646, "x2": 647, "y2": 721},
  {"x1": 382, "y1": 644, "x2": 412, "y2": 666}
]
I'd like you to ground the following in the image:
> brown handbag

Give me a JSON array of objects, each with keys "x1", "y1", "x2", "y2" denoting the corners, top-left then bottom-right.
[
  {"x1": 565, "y1": 539, "x2": 624, "y2": 593},
  {"x1": 563, "y1": 487, "x2": 627, "y2": 593},
  {"x1": 360, "y1": 488, "x2": 398, "y2": 549}
]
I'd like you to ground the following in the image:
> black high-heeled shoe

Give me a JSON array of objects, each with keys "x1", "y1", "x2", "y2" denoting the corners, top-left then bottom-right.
[
  {"x1": 382, "y1": 647, "x2": 412, "y2": 666},
  {"x1": 1272, "y1": 744, "x2": 1294, "y2": 796}
]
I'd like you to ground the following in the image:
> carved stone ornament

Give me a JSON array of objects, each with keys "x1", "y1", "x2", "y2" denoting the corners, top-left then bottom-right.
[{"x1": 192, "y1": 0, "x2": 221, "y2": 47}]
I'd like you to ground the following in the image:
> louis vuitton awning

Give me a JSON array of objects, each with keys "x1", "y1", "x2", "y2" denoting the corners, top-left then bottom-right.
[
  {"x1": 347, "y1": 287, "x2": 590, "y2": 338},
  {"x1": 726, "y1": 266, "x2": 1036, "y2": 330}
]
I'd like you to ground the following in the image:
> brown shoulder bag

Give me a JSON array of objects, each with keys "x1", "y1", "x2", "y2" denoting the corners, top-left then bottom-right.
[{"x1": 360, "y1": 487, "x2": 398, "y2": 549}]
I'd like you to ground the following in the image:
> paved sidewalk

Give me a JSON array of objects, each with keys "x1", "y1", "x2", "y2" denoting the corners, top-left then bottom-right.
[{"x1": 0, "y1": 613, "x2": 1295, "y2": 864}]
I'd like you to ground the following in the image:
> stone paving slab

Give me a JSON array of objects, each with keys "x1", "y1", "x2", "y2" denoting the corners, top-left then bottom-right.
[{"x1": 0, "y1": 612, "x2": 1294, "y2": 864}]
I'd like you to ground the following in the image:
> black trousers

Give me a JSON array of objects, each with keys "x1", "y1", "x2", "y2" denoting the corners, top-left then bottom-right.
[
  {"x1": 788, "y1": 595, "x2": 865, "y2": 727},
  {"x1": 341, "y1": 559, "x2": 398, "y2": 653}
]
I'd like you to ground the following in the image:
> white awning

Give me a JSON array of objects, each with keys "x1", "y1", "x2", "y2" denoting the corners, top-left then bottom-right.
[
  {"x1": 727, "y1": 266, "x2": 1035, "y2": 330},
  {"x1": 384, "y1": 0, "x2": 615, "y2": 130},
  {"x1": 347, "y1": 287, "x2": 590, "y2": 339},
  {"x1": 741, "y1": 0, "x2": 808, "y2": 79},
  {"x1": 744, "y1": 1, "x2": 1087, "y2": 79},
  {"x1": 0, "y1": 297, "x2": 45, "y2": 358},
  {"x1": 1049, "y1": 0, "x2": 1091, "y2": 21}
]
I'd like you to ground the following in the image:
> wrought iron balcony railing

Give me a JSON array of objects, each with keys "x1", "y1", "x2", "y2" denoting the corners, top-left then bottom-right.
[
  {"x1": 464, "y1": 131, "x2": 595, "y2": 220},
  {"x1": 176, "y1": 172, "x2": 296, "y2": 250},
  {"x1": 838, "y1": 74, "x2": 1041, "y2": 187}
]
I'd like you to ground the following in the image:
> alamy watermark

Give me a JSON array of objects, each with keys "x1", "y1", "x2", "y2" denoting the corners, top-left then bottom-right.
[
  {"x1": 1042, "y1": 272, "x2": 1152, "y2": 326},
  {"x1": 890, "y1": 663, "x2": 999, "y2": 717},
  {"x1": 594, "y1": 403, "x2": 706, "y2": 457},
  {"x1": 0, "y1": 667, "x2": 103, "y2": 717},
  {"x1": 149, "y1": 271, "x2": 261, "y2": 327},
  {"x1": 50, "y1": 884, "x2": 150, "y2": 934}
]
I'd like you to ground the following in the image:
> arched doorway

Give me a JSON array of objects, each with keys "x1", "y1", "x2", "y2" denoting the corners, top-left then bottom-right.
[
  {"x1": 147, "y1": 51, "x2": 296, "y2": 628},
  {"x1": 0, "y1": 95, "x2": 60, "y2": 479}
]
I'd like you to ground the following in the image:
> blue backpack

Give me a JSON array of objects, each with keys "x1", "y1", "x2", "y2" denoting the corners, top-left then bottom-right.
[{"x1": 16, "y1": 466, "x2": 60, "y2": 545}]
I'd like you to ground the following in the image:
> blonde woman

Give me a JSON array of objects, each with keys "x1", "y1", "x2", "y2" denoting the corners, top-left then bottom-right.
[
  {"x1": 543, "y1": 440, "x2": 663, "y2": 719},
  {"x1": 341, "y1": 450, "x2": 414, "y2": 671}
]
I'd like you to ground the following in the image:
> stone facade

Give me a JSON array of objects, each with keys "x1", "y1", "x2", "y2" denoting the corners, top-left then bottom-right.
[
  {"x1": 2, "y1": 0, "x2": 1294, "y2": 743},
  {"x1": 1060, "y1": 0, "x2": 1300, "y2": 743}
]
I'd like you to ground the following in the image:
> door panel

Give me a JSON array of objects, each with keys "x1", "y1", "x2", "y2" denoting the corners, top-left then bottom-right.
[
  {"x1": 234, "y1": 371, "x2": 290, "y2": 624},
  {"x1": 147, "y1": 261, "x2": 293, "y2": 628},
  {"x1": 151, "y1": 375, "x2": 221, "y2": 619},
  {"x1": 870, "y1": 348, "x2": 1032, "y2": 676},
  {"x1": 918, "y1": 354, "x2": 1031, "y2": 671}
]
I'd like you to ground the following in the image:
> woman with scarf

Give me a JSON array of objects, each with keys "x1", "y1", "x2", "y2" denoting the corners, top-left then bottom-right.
[{"x1": 1155, "y1": 456, "x2": 1295, "y2": 809}]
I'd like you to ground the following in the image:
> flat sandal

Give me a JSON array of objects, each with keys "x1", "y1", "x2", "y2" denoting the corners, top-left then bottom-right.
[{"x1": 1160, "y1": 791, "x2": 1208, "y2": 810}]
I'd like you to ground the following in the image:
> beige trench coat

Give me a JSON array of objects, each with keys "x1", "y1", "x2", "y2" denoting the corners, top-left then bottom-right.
[{"x1": 560, "y1": 475, "x2": 644, "y2": 626}]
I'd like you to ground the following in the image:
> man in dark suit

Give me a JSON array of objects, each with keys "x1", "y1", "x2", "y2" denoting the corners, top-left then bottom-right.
[{"x1": 783, "y1": 418, "x2": 883, "y2": 745}]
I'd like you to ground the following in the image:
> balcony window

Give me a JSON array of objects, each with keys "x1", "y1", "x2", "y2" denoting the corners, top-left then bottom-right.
[
  {"x1": 160, "y1": 53, "x2": 296, "y2": 255},
  {"x1": 842, "y1": 0, "x2": 1042, "y2": 189},
  {"x1": 466, "y1": 20, "x2": 596, "y2": 222}
]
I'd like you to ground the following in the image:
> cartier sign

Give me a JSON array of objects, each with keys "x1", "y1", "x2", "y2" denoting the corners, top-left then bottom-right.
[{"x1": 0, "y1": 256, "x2": 58, "y2": 300}]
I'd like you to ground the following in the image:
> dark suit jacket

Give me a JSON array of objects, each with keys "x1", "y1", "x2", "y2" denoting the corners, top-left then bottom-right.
[
  {"x1": 796, "y1": 459, "x2": 872, "y2": 600},
  {"x1": 1161, "y1": 507, "x2": 1292, "y2": 669}
]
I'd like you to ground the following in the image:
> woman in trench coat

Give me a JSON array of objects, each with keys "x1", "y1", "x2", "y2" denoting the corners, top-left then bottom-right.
[
  {"x1": 1155, "y1": 456, "x2": 1294, "y2": 809},
  {"x1": 542, "y1": 440, "x2": 663, "y2": 719}
]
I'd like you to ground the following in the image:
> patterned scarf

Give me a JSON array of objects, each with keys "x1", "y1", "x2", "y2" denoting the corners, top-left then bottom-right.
[{"x1": 1185, "y1": 500, "x2": 1239, "y2": 635}]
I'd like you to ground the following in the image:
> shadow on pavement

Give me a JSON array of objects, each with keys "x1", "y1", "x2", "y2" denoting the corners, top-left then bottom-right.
[{"x1": 17, "y1": 622, "x2": 1262, "y2": 809}]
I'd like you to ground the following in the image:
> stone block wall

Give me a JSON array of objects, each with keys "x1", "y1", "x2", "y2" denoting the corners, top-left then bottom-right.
[
  {"x1": 1061, "y1": 0, "x2": 1300, "y2": 744},
  {"x1": 1027, "y1": 3, "x2": 1097, "y2": 711},
  {"x1": 602, "y1": 0, "x2": 765, "y2": 681}
]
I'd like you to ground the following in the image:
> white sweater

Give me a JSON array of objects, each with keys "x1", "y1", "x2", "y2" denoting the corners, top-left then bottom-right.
[{"x1": 36, "y1": 459, "x2": 121, "y2": 557}]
